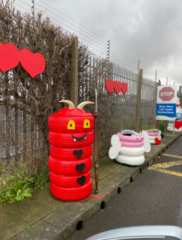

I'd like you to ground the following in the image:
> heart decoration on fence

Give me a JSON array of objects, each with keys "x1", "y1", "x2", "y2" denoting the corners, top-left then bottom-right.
[
  {"x1": 114, "y1": 81, "x2": 122, "y2": 95},
  {"x1": 175, "y1": 120, "x2": 182, "y2": 130},
  {"x1": 105, "y1": 79, "x2": 115, "y2": 94},
  {"x1": 121, "y1": 82, "x2": 128, "y2": 95},
  {"x1": 0, "y1": 41, "x2": 46, "y2": 78},
  {"x1": 19, "y1": 49, "x2": 46, "y2": 78},
  {"x1": 105, "y1": 79, "x2": 128, "y2": 95},
  {"x1": 0, "y1": 42, "x2": 20, "y2": 72},
  {"x1": 155, "y1": 138, "x2": 161, "y2": 145}
]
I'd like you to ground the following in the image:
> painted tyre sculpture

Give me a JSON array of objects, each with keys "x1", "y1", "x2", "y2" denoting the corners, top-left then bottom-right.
[
  {"x1": 50, "y1": 179, "x2": 92, "y2": 201},
  {"x1": 147, "y1": 132, "x2": 159, "y2": 144},
  {"x1": 120, "y1": 141, "x2": 144, "y2": 148},
  {"x1": 167, "y1": 102, "x2": 182, "y2": 132},
  {"x1": 167, "y1": 112, "x2": 182, "y2": 132},
  {"x1": 119, "y1": 146, "x2": 144, "y2": 156},
  {"x1": 167, "y1": 123, "x2": 182, "y2": 132},
  {"x1": 48, "y1": 156, "x2": 92, "y2": 176},
  {"x1": 116, "y1": 131, "x2": 145, "y2": 166},
  {"x1": 116, "y1": 155, "x2": 145, "y2": 165},
  {"x1": 49, "y1": 171, "x2": 91, "y2": 188},
  {"x1": 48, "y1": 100, "x2": 94, "y2": 201},
  {"x1": 50, "y1": 145, "x2": 93, "y2": 160},
  {"x1": 49, "y1": 131, "x2": 94, "y2": 148}
]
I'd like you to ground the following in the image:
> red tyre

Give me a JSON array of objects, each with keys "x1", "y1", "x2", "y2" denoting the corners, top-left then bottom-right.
[
  {"x1": 49, "y1": 171, "x2": 91, "y2": 188},
  {"x1": 50, "y1": 145, "x2": 93, "y2": 160},
  {"x1": 50, "y1": 179, "x2": 92, "y2": 201},
  {"x1": 49, "y1": 114, "x2": 94, "y2": 133},
  {"x1": 48, "y1": 156, "x2": 92, "y2": 175},
  {"x1": 49, "y1": 131, "x2": 94, "y2": 148}
]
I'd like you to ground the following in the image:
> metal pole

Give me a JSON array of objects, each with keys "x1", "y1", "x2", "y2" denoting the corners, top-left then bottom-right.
[
  {"x1": 94, "y1": 89, "x2": 99, "y2": 194},
  {"x1": 32, "y1": 0, "x2": 35, "y2": 19},
  {"x1": 166, "y1": 77, "x2": 168, "y2": 86},
  {"x1": 136, "y1": 60, "x2": 140, "y2": 95},
  {"x1": 107, "y1": 40, "x2": 110, "y2": 62},
  {"x1": 107, "y1": 40, "x2": 110, "y2": 79},
  {"x1": 155, "y1": 70, "x2": 157, "y2": 82}
]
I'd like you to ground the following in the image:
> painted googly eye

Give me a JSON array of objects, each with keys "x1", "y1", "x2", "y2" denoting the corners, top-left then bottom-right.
[
  {"x1": 67, "y1": 120, "x2": 75, "y2": 130},
  {"x1": 83, "y1": 119, "x2": 90, "y2": 128}
]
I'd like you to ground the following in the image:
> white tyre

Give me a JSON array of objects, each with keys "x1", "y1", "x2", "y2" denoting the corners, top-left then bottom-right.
[
  {"x1": 119, "y1": 146, "x2": 144, "y2": 156},
  {"x1": 115, "y1": 154, "x2": 145, "y2": 166},
  {"x1": 167, "y1": 126, "x2": 182, "y2": 132},
  {"x1": 149, "y1": 136, "x2": 156, "y2": 141},
  {"x1": 149, "y1": 139, "x2": 156, "y2": 144}
]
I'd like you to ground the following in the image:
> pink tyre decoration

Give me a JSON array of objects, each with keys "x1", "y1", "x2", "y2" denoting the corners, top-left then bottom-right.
[
  {"x1": 117, "y1": 134, "x2": 144, "y2": 142},
  {"x1": 115, "y1": 130, "x2": 146, "y2": 166},
  {"x1": 119, "y1": 140, "x2": 144, "y2": 148},
  {"x1": 48, "y1": 100, "x2": 94, "y2": 201},
  {"x1": 147, "y1": 132, "x2": 158, "y2": 136},
  {"x1": 146, "y1": 131, "x2": 159, "y2": 144}
]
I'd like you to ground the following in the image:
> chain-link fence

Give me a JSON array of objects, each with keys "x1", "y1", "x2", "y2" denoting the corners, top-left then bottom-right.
[{"x1": 78, "y1": 55, "x2": 157, "y2": 152}]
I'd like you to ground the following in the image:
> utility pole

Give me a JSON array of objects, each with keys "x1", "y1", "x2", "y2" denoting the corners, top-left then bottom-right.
[{"x1": 166, "y1": 77, "x2": 168, "y2": 86}]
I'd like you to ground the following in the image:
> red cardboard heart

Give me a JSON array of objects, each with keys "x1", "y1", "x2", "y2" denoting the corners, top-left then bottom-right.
[
  {"x1": 121, "y1": 82, "x2": 128, "y2": 95},
  {"x1": 114, "y1": 81, "x2": 122, "y2": 95},
  {"x1": 0, "y1": 42, "x2": 19, "y2": 72},
  {"x1": 105, "y1": 79, "x2": 114, "y2": 94},
  {"x1": 175, "y1": 121, "x2": 182, "y2": 130},
  {"x1": 155, "y1": 138, "x2": 161, "y2": 145},
  {"x1": 19, "y1": 48, "x2": 46, "y2": 78}
]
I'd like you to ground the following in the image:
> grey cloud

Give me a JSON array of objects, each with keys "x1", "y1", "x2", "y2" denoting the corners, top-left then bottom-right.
[{"x1": 15, "y1": 0, "x2": 182, "y2": 86}]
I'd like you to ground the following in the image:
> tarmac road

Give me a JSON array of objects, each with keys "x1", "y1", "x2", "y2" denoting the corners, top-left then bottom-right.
[{"x1": 68, "y1": 136, "x2": 182, "y2": 240}]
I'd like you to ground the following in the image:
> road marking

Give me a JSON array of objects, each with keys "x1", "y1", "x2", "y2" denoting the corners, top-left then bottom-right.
[
  {"x1": 149, "y1": 161, "x2": 182, "y2": 177},
  {"x1": 163, "y1": 154, "x2": 182, "y2": 159},
  {"x1": 85, "y1": 192, "x2": 109, "y2": 200}
]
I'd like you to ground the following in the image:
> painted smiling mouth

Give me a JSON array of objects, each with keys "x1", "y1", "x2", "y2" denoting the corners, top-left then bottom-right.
[{"x1": 72, "y1": 132, "x2": 87, "y2": 142}]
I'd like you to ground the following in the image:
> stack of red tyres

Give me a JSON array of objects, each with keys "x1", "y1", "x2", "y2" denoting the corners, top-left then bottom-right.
[{"x1": 48, "y1": 107, "x2": 94, "y2": 201}]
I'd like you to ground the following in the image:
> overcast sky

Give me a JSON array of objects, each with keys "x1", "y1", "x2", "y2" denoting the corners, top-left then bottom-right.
[{"x1": 14, "y1": 0, "x2": 182, "y2": 87}]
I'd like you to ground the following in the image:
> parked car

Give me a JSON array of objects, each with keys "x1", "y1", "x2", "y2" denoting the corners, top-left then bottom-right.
[{"x1": 86, "y1": 205, "x2": 182, "y2": 240}]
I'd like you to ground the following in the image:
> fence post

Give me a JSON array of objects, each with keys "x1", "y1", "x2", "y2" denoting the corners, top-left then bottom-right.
[
  {"x1": 156, "y1": 80, "x2": 161, "y2": 128},
  {"x1": 179, "y1": 86, "x2": 182, "y2": 108},
  {"x1": 180, "y1": 86, "x2": 182, "y2": 108},
  {"x1": 134, "y1": 69, "x2": 143, "y2": 132},
  {"x1": 71, "y1": 36, "x2": 78, "y2": 106}
]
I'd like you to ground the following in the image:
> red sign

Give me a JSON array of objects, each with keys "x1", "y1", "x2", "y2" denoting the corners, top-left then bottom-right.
[{"x1": 159, "y1": 87, "x2": 174, "y2": 101}]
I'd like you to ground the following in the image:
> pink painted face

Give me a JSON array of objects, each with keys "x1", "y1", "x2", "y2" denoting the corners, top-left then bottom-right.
[
  {"x1": 117, "y1": 133, "x2": 144, "y2": 142},
  {"x1": 135, "y1": 136, "x2": 144, "y2": 141}
]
